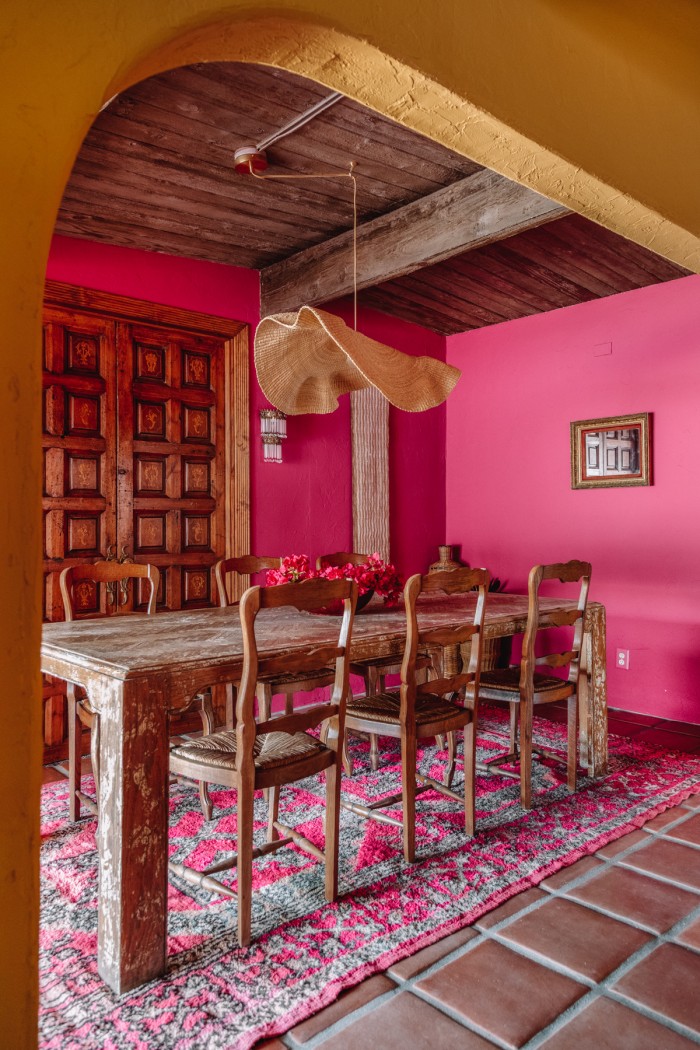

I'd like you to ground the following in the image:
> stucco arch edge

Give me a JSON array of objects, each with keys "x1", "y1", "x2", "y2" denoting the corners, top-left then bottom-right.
[{"x1": 108, "y1": 13, "x2": 698, "y2": 271}]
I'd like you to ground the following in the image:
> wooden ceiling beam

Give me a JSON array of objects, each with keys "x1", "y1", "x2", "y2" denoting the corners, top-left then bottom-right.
[{"x1": 259, "y1": 169, "x2": 569, "y2": 316}]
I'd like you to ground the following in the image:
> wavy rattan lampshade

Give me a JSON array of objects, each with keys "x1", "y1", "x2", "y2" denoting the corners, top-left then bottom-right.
[{"x1": 254, "y1": 305, "x2": 461, "y2": 415}]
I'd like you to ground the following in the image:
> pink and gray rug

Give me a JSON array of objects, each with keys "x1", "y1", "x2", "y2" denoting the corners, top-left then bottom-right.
[{"x1": 39, "y1": 710, "x2": 700, "y2": 1049}]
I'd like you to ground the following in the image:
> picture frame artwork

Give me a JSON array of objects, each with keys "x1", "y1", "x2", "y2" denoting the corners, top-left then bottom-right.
[{"x1": 570, "y1": 412, "x2": 652, "y2": 489}]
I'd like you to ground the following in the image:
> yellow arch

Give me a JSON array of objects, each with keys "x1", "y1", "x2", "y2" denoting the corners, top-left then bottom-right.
[{"x1": 2, "y1": 3, "x2": 699, "y2": 1045}]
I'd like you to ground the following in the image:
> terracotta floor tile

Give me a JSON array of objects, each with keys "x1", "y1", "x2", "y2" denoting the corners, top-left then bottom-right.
[
  {"x1": 315, "y1": 990, "x2": 498, "y2": 1049},
  {"x1": 539, "y1": 855, "x2": 603, "y2": 890},
  {"x1": 254, "y1": 1039, "x2": 287, "y2": 1049},
  {"x1": 497, "y1": 897, "x2": 649, "y2": 981},
  {"x1": 387, "y1": 928, "x2": 477, "y2": 980},
  {"x1": 642, "y1": 806, "x2": 689, "y2": 832},
  {"x1": 289, "y1": 975, "x2": 395, "y2": 1043},
  {"x1": 674, "y1": 915, "x2": 700, "y2": 952},
  {"x1": 612, "y1": 943, "x2": 700, "y2": 1033},
  {"x1": 633, "y1": 729, "x2": 700, "y2": 753},
  {"x1": 622, "y1": 837, "x2": 700, "y2": 891},
  {"x1": 565, "y1": 866, "x2": 699, "y2": 934},
  {"x1": 474, "y1": 887, "x2": 547, "y2": 931},
  {"x1": 537, "y1": 996, "x2": 699, "y2": 1050},
  {"x1": 683, "y1": 792, "x2": 700, "y2": 810},
  {"x1": 594, "y1": 829, "x2": 648, "y2": 859},
  {"x1": 415, "y1": 939, "x2": 586, "y2": 1048},
  {"x1": 664, "y1": 812, "x2": 700, "y2": 846}
]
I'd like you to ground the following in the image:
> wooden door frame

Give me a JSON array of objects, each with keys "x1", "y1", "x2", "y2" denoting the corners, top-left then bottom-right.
[{"x1": 44, "y1": 280, "x2": 250, "y2": 582}]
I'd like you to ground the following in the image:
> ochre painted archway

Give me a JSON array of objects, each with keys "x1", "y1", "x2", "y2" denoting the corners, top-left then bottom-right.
[{"x1": 3, "y1": 2, "x2": 699, "y2": 1045}]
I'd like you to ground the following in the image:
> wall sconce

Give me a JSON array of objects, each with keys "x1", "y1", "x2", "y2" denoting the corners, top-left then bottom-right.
[{"x1": 259, "y1": 407, "x2": 287, "y2": 463}]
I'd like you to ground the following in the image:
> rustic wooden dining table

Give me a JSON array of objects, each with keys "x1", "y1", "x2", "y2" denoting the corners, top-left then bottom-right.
[{"x1": 41, "y1": 592, "x2": 606, "y2": 994}]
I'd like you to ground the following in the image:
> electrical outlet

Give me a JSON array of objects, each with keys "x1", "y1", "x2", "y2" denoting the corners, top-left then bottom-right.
[{"x1": 616, "y1": 649, "x2": 630, "y2": 670}]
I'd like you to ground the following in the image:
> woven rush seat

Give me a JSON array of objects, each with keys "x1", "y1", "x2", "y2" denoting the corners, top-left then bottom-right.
[
  {"x1": 171, "y1": 730, "x2": 328, "y2": 773},
  {"x1": 347, "y1": 690, "x2": 469, "y2": 728},
  {"x1": 479, "y1": 667, "x2": 574, "y2": 698}
]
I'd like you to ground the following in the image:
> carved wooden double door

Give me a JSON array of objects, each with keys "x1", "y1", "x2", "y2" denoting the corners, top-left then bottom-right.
[{"x1": 41, "y1": 284, "x2": 249, "y2": 760}]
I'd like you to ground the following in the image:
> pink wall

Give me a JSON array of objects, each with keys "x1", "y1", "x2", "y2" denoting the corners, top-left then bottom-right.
[
  {"x1": 446, "y1": 275, "x2": 700, "y2": 721},
  {"x1": 46, "y1": 236, "x2": 445, "y2": 576}
]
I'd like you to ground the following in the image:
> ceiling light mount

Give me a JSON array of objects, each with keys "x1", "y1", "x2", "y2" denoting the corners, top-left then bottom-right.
[{"x1": 234, "y1": 146, "x2": 268, "y2": 175}]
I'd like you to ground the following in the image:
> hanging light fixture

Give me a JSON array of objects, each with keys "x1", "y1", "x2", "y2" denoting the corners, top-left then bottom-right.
[
  {"x1": 259, "y1": 407, "x2": 287, "y2": 464},
  {"x1": 236, "y1": 95, "x2": 461, "y2": 414}
]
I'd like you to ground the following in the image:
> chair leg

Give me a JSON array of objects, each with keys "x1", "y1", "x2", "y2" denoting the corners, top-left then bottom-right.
[
  {"x1": 519, "y1": 698, "x2": 533, "y2": 810},
  {"x1": 444, "y1": 730, "x2": 457, "y2": 787},
  {"x1": 567, "y1": 693, "x2": 578, "y2": 793},
  {"x1": 199, "y1": 781, "x2": 213, "y2": 821},
  {"x1": 463, "y1": 719, "x2": 477, "y2": 837},
  {"x1": 267, "y1": 785, "x2": 280, "y2": 842},
  {"x1": 225, "y1": 683, "x2": 237, "y2": 731},
  {"x1": 67, "y1": 687, "x2": 82, "y2": 822},
  {"x1": 365, "y1": 666, "x2": 381, "y2": 771},
  {"x1": 236, "y1": 775, "x2": 255, "y2": 949},
  {"x1": 401, "y1": 730, "x2": 417, "y2": 864},
  {"x1": 90, "y1": 709, "x2": 101, "y2": 808},
  {"x1": 324, "y1": 761, "x2": 341, "y2": 902},
  {"x1": 509, "y1": 703, "x2": 519, "y2": 754},
  {"x1": 256, "y1": 683, "x2": 272, "y2": 722},
  {"x1": 369, "y1": 733, "x2": 380, "y2": 772}
]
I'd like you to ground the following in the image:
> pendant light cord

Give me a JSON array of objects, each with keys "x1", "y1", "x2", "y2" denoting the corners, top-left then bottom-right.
[{"x1": 249, "y1": 161, "x2": 358, "y2": 331}]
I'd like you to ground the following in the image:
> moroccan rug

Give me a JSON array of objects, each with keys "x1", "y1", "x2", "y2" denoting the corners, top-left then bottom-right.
[{"x1": 39, "y1": 709, "x2": 700, "y2": 1050}]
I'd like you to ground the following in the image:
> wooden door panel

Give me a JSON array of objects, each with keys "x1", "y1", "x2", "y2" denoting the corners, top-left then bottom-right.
[
  {"x1": 42, "y1": 307, "x2": 118, "y2": 747},
  {"x1": 118, "y1": 322, "x2": 225, "y2": 612}
]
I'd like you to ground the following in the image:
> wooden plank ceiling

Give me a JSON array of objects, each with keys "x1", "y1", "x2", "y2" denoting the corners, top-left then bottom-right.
[{"x1": 55, "y1": 62, "x2": 689, "y2": 335}]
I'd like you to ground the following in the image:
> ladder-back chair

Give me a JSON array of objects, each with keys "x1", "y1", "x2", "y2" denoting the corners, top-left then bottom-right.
[
  {"x1": 169, "y1": 577, "x2": 358, "y2": 947},
  {"x1": 59, "y1": 560, "x2": 161, "y2": 821},
  {"x1": 215, "y1": 556, "x2": 337, "y2": 730},
  {"x1": 343, "y1": 567, "x2": 490, "y2": 862},
  {"x1": 473, "y1": 560, "x2": 592, "y2": 809},
  {"x1": 316, "y1": 551, "x2": 433, "y2": 771}
]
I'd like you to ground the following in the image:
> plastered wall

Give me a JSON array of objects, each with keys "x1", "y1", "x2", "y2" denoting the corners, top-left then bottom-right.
[{"x1": 446, "y1": 274, "x2": 700, "y2": 722}]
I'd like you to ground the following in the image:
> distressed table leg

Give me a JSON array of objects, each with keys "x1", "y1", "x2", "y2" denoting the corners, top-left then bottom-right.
[
  {"x1": 96, "y1": 676, "x2": 169, "y2": 993},
  {"x1": 583, "y1": 604, "x2": 608, "y2": 778}
]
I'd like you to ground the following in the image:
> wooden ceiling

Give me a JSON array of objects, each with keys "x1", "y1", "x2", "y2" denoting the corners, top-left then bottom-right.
[{"x1": 56, "y1": 62, "x2": 689, "y2": 335}]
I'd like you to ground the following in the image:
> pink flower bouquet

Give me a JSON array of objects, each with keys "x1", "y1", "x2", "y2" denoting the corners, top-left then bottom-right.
[{"x1": 266, "y1": 553, "x2": 403, "y2": 610}]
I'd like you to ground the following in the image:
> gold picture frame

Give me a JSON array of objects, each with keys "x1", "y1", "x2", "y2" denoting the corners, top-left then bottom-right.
[{"x1": 571, "y1": 412, "x2": 652, "y2": 489}]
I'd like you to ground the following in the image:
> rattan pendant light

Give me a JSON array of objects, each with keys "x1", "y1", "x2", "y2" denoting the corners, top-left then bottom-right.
[{"x1": 237, "y1": 97, "x2": 461, "y2": 414}]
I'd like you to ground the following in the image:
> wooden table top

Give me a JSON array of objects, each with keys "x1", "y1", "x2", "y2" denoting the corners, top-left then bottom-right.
[{"x1": 41, "y1": 592, "x2": 590, "y2": 683}]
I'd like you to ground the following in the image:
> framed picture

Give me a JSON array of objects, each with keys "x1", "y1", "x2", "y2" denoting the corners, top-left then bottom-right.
[{"x1": 570, "y1": 413, "x2": 652, "y2": 489}]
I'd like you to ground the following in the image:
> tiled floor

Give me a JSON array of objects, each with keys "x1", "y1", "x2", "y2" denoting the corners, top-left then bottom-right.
[{"x1": 44, "y1": 709, "x2": 700, "y2": 1049}]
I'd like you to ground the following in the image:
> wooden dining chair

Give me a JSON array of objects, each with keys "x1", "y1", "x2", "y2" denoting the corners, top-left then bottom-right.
[
  {"x1": 60, "y1": 560, "x2": 161, "y2": 821},
  {"x1": 342, "y1": 567, "x2": 490, "y2": 862},
  {"x1": 169, "y1": 576, "x2": 358, "y2": 948},
  {"x1": 215, "y1": 556, "x2": 337, "y2": 731},
  {"x1": 316, "y1": 551, "x2": 433, "y2": 771},
  {"x1": 472, "y1": 560, "x2": 592, "y2": 810}
]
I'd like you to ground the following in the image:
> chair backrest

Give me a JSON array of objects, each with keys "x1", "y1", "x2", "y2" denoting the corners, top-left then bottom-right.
[
  {"x1": 214, "y1": 556, "x2": 282, "y2": 607},
  {"x1": 402, "y1": 567, "x2": 490, "y2": 719},
  {"x1": 60, "y1": 561, "x2": 160, "y2": 620},
  {"x1": 520, "y1": 560, "x2": 592, "y2": 698},
  {"x1": 316, "y1": 551, "x2": 368, "y2": 570},
  {"x1": 235, "y1": 577, "x2": 358, "y2": 753}
]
